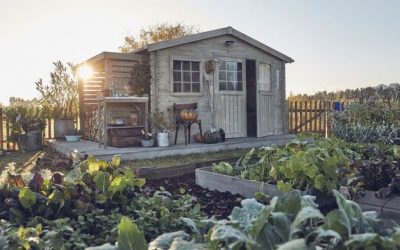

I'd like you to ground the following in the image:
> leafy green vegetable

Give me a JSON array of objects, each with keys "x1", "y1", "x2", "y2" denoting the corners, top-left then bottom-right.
[
  {"x1": 117, "y1": 216, "x2": 147, "y2": 250},
  {"x1": 148, "y1": 231, "x2": 190, "y2": 250},
  {"x1": 111, "y1": 155, "x2": 121, "y2": 168},
  {"x1": 93, "y1": 171, "x2": 110, "y2": 193},
  {"x1": 211, "y1": 162, "x2": 233, "y2": 175},
  {"x1": 18, "y1": 187, "x2": 36, "y2": 209}
]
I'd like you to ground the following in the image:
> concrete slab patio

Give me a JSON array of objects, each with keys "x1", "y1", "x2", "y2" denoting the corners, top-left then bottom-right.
[{"x1": 48, "y1": 134, "x2": 296, "y2": 161}]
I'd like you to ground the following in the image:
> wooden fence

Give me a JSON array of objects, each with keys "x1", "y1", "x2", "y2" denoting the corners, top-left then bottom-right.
[
  {"x1": 288, "y1": 101, "x2": 342, "y2": 136},
  {"x1": 0, "y1": 107, "x2": 55, "y2": 150}
]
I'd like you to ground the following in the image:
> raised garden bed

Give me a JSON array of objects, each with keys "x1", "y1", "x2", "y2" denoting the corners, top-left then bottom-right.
[{"x1": 196, "y1": 166, "x2": 400, "y2": 222}]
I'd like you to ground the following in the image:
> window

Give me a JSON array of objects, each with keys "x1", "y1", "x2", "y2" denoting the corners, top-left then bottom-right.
[
  {"x1": 259, "y1": 63, "x2": 272, "y2": 91},
  {"x1": 219, "y1": 61, "x2": 243, "y2": 91},
  {"x1": 172, "y1": 60, "x2": 200, "y2": 93}
]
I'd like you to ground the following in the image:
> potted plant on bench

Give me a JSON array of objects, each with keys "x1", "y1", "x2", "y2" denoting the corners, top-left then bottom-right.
[
  {"x1": 141, "y1": 129, "x2": 154, "y2": 147},
  {"x1": 152, "y1": 109, "x2": 174, "y2": 147}
]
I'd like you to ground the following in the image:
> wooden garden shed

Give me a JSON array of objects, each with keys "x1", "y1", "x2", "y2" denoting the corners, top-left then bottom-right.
[{"x1": 79, "y1": 26, "x2": 294, "y2": 144}]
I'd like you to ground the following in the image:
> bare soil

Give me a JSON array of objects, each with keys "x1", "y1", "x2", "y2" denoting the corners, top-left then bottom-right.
[{"x1": 146, "y1": 173, "x2": 243, "y2": 219}]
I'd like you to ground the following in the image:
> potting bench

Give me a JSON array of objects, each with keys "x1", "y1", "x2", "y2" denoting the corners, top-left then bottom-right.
[{"x1": 97, "y1": 96, "x2": 149, "y2": 149}]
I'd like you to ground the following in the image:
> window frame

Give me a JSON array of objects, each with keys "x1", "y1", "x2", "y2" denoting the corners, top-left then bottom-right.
[
  {"x1": 217, "y1": 57, "x2": 245, "y2": 94},
  {"x1": 170, "y1": 56, "x2": 203, "y2": 96},
  {"x1": 258, "y1": 62, "x2": 273, "y2": 93}
]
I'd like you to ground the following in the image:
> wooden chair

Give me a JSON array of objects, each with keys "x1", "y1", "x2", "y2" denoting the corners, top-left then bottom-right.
[{"x1": 173, "y1": 103, "x2": 203, "y2": 145}]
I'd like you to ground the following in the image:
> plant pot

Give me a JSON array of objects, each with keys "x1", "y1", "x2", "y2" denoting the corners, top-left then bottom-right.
[
  {"x1": 157, "y1": 132, "x2": 170, "y2": 147},
  {"x1": 141, "y1": 139, "x2": 154, "y2": 147},
  {"x1": 20, "y1": 130, "x2": 43, "y2": 152},
  {"x1": 65, "y1": 135, "x2": 81, "y2": 142},
  {"x1": 54, "y1": 119, "x2": 75, "y2": 139}
]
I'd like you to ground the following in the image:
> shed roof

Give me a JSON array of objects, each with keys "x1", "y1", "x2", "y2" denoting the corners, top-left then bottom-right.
[{"x1": 132, "y1": 26, "x2": 294, "y2": 63}]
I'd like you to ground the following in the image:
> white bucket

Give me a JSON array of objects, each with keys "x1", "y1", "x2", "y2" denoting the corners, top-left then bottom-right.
[{"x1": 157, "y1": 132, "x2": 170, "y2": 147}]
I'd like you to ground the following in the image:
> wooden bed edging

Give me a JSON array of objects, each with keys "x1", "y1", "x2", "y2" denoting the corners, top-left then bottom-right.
[
  {"x1": 134, "y1": 157, "x2": 238, "y2": 180},
  {"x1": 196, "y1": 166, "x2": 284, "y2": 198},
  {"x1": 354, "y1": 190, "x2": 400, "y2": 221}
]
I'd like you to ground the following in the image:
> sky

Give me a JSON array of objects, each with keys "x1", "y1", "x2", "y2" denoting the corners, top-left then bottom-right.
[{"x1": 0, "y1": 0, "x2": 399, "y2": 105}]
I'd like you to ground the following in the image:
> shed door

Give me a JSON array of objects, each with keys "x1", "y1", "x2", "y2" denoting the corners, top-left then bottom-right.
[
  {"x1": 257, "y1": 62, "x2": 275, "y2": 137},
  {"x1": 215, "y1": 58, "x2": 247, "y2": 138}
]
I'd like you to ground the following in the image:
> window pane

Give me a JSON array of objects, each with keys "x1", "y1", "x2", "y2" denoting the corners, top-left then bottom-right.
[
  {"x1": 173, "y1": 60, "x2": 181, "y2": 70},
  {"x1": 237, "y1": 62, "x2": 242, "y2": 71},
  {"x1": 227, "y1": 71, "x2": 235, "y2": 81},
  {"x1": 227, "y1": 81, "x2": 234, "y2": 91},
  {"x1": 227, "y1": 62, "x2": 236, "y2": 71},
  {"x1": 219, "y1": 81, "x2": 226, "y2": 90},
  {"x1": 219, "y1": 71, "x2": 226, "y2": 80},
  {"x1": 183, "y1": 83, "x2": 191, "y2": 92},
  {"x1": 236, "y1": 81, "x2": 243, "y2": 91},
  {"x1": 259, "y1": 63, "x2": 271, "y2": 91},
  {"x1": 192, "y1": 72, "x2": 200, "y2": 82},
  {"x1": 192, "y1": 62, "x2": 200, "y2": 71},
  {"x1": 219, "y1": 62, "x2": 226, "y2": 70},
  {"x1": 173, "y1": 71, "x2": 181, "y2": 81},
  {"x1": 183, "y1": 72, "x2": 191, "y2": 81},
  {"x1": 174, "y1": 82, "x2": 181, "y2": 92},
  {"x1": 183, "y1": 61, "x2": 191, "y2": 70},
  {"x1": 192, "y1": 83, "x2": 200, "y2": 92},
  {"x1": 237, "y1": 72, "x2": 242, "y2": 81}
]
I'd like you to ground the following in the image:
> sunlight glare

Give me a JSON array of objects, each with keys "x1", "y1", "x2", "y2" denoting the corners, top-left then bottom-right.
[{"x1": 78, "y1": 64, "x2": 93, "y2": 80}]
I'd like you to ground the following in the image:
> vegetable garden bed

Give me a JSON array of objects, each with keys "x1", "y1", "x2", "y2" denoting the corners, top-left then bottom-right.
[{"x1": 197, "y1": 167, "x2": 400, "y2": 222}]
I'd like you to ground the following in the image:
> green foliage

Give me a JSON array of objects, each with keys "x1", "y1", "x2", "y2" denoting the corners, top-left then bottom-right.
[
  {"x1": 133, "y1": 189, "x2": 204, "y2": 241},
  {"x1": 0, "y1": 154, "x2": 206, "y2": 249},
  {"x1": 343, "y1": 143, "x2": 400, "y2": 198},
  {"x1": 5, "y1": 105, "x2": 47, "y2": 143},
  {"x1": 117, "y1": 217, "x2": 147, "y2": 250},
  {"x1": 213, "y1": 138, "x2": 352, "y2": 194},
  {"x1": 18, "y1": 187, "x2": 36, "y2": 209},
  {"x1": 211, "y1": 161, "x2": 233, "y2": 175},
  {"x1": 35, "y1": 61, "x2": 79, "y2": 119},
  {"x1": 130, "y1": 63, "x2": 151, "y2": 96},
  {"x1": 1, "y1": 155, "x2": 146, "y2": 225},
  {"x1": 149, "y1": 190, "x2": 400, "y2": 250},
  {"x1": 287, "y1": 84, "x2": 400, "y2": 104},
  {"x1": 331, "y1": 101, "x2": 400, "y2": 144}
]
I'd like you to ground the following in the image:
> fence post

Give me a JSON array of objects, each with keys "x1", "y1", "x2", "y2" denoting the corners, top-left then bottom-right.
[
  {"x1": 299, "y1": 101, "x2": 303, "y2": 132},
  {"x1": 304, "y1": 101, "x2": 308, "y2": 132},
  {"x1": 313, "y1": 101, "x2": 317, "y2": 133},
  {"x1": 326, "y1": 101, "x2": 331, "y2": 137}
]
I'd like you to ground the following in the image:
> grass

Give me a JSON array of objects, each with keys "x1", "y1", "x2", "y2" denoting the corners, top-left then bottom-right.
[
  {"x1": 124, "y1": 148, "x2": 251, "y2": 169},
  {"x1": 0, "y1": 150, "x2": 42, "y2": 173}
]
